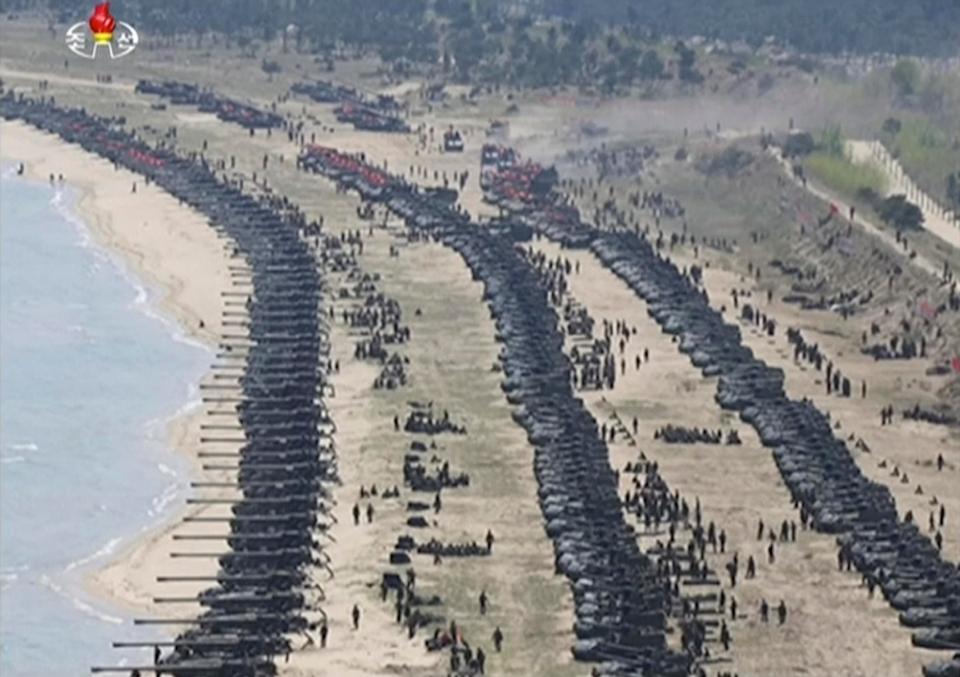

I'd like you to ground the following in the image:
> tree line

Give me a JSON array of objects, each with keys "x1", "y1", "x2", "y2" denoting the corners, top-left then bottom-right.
[
  {"x1": 540, "y1": 0, "x2": 960, "y2": 58},
  {"x1": 5, "y1": 0, "x2": 957, "y2": 83}
]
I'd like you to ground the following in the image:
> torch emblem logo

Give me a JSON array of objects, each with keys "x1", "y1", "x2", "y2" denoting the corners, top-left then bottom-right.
[{"x1": 65, "y1": 3, "x2": 139, "y2": 60}]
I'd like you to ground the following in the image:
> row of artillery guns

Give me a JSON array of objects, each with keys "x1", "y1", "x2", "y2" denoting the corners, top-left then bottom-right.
[
  {"x1": 587, "y1": 229, "x2": 960, "y2": 676},
  {"x1": 0, "y1": 93, "x2": 332, "y2": 676},
  {"x1": 290, "y1": 80, "x2": 408, "y2": 133},
  {"x1": 299, "y1": 140, "x2": 694, "y2": 675},
  {"x1": 135, "y1": 79, "x2": 284, "y2": 129},
  {"x1": 470, "y1": 147, "x2": 960, "y2": 674}
]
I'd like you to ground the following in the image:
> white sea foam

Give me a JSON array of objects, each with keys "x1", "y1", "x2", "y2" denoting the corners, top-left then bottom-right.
[
  {"x1": 0, "y1": 565, "x2": 28, "y2": 591},
  {"x1": 0, "y1": 455, "x2": 26, "y2": 465},
  {"x1": 7, "y1": 442, "x2": 39, "y2": 452},
  {"x1": 40, "y1": 575, "x2": 123, "y2": 625},
  {"x1": 64, "y1": 536, "x2": 122, "y2": 572},
  {"x1": 151, "y1": 481, "x2": 180, "y2": 515},
  {"x1": 48, "y1": 184, "x2": 211, "y2": 355}
]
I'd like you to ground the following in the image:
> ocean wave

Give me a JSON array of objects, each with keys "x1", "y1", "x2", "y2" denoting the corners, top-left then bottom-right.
[
  {"x1": 151, "y1": 481, "x2": 181, "y2": 515},
  {"x1": 64, "y1": 536, "x2": 122, "y2": 572},
  {"x1": 40, "y1": 574, "x2": 123, "y2": 625},
  {"x1": 48, "y1": 183, "x2": 212, "y2": 355},
  {"x1": 169, "y1": 396, "x2": 203, "y2": 421},
  {"x1": 145, "y1": 395, "x2": 204, "y2": 440},
  {"x1": 157, "y1": 462, "x2": 178, "y2": 478},
  {"x1": 0, "y1": 455, "x2": 26, "y2": 465},
  {"x1": 0, "y1": 565, "x2": 29, "y2": 591},
  {"x1": 6, "y1": 442, "x2": 38, "y2": 452}
]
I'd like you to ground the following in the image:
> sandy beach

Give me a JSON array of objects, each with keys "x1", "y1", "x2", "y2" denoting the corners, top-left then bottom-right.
[
  {"x1": 1, "y1": 7, "x2": 958, "y2": 672},
  {"x1": 1, "y1": 120, "x2": 236, "y2": 623}
]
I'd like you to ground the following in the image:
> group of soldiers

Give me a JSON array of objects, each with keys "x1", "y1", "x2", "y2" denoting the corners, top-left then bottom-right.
[{"x1": 653, "y1": 424, "x2": 742, "y2": 446}]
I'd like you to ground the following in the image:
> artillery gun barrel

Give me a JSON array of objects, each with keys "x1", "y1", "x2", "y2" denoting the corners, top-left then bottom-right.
[{"x1": 183, "y1": 512, "x2": 318, "y2": 523}]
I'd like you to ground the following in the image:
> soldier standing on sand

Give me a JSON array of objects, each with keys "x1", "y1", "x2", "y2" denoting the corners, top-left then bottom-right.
[
  {"x1": 352, "y1": 604, "x2": 361, "y2": 630},
  {"x1": 479, "y1": 589, "x2": 488, "y2": 615},
  {"x1": 492, "y1": 626, "x2": 504, "y2": 652},
  {"x1": 760, "y1": 599, "x2": 769, "y2": 623}
]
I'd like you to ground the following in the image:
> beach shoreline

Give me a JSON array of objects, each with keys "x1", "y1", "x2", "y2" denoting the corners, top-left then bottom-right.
[{"x1": 0, "y1": 120, "x2": 233, "y2": 619}]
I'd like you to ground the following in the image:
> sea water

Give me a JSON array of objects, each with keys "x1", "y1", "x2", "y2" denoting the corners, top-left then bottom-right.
[{"x1": 0, "y1": 170, "x2": 212, "y2": 676}]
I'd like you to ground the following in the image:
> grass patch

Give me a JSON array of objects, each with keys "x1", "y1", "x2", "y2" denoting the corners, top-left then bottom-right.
[
  {"x1": 881, "y1": 116, "x2": 960, "y2": 203},
  {"x1": 805, "y1": 150, "x2": 888, "y2": 199}
]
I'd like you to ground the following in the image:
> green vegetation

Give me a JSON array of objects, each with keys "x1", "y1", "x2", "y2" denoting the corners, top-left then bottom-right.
[
  {"x1": 890, "y1": 58, "x2": 921, "y2": 97},
  {"x1": 818, "y1": 126, "x2": 846, "y2": 157},
  {"x1": 3, "y1": 0, "x2": 956, "y2": 94},
  {"x1": 949, "y1": 173, "x2": 960, "y2": 214},
  {"x1": 876, "y1": 194, "x2": 924, "y2": 230},
  {"x1": 858, "y1": 191, "x2": 925, "y2": 230},
  {"x1": 806, "y1": 151, "x2": 887, "y2": 197},
  {"x1": 782, "y1": 132, "x2": 815, "y2": 158},
  {"x1": 542, "y1": 0, "x2": 960, "y2": 57},
  {"x1": 881, "y1": 117, "x2": 960, "y2": 204},
  {"x1": 803, "y1": 127, "x2": 886, "y2": 199}
]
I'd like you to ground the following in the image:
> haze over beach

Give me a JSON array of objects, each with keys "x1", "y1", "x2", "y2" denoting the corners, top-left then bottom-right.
[{"x1": 0, "y1": 2, "x2": 958, "y2": 677}]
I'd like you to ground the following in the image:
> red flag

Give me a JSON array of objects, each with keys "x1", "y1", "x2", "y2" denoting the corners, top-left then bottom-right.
[
  {"x1": 952, "y1": 356, "x2": 960, "y2": 373},
  {"x1": 830, "y1": 203, "x2": 839, "y2": 215},
  {"x1": 919, "y1": 301, "x2": 936, "y2": 319}
]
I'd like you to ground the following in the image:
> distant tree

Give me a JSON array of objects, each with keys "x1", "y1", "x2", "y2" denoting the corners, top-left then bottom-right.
[
  {"x1": 450, "y1": 26, "x2": 486, "y2": 81},
  {"x1": 757, "y1": 72, "x2": 775, "y2": 95},
  {"x1": 877, "y1": 194, "x2": 924, "y2": 230},
  {"x1": 674, "y1": 41, "x2": 703, "y2": 84},
  {"x1": 881, "y1": 117, "x2": 902, "y2": 135},
  {"x1": 818, "y1": 126, "x2": 846, "y2": 157},
  {"x1": 782, "y1": 132, "x2": 815, "y2": 158},
  {"x1": 605, "y1": 33, "x2": 622, "y2": 55},
  {"x1": 948, "y1": 173, "x2": 960, "y2": 210},
  {"x1": 891, "y1": 58, "x2": 921, "y2": 97},
  {"x1": 638, "y1": 50, "x2": 665, "y2": 80}
]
